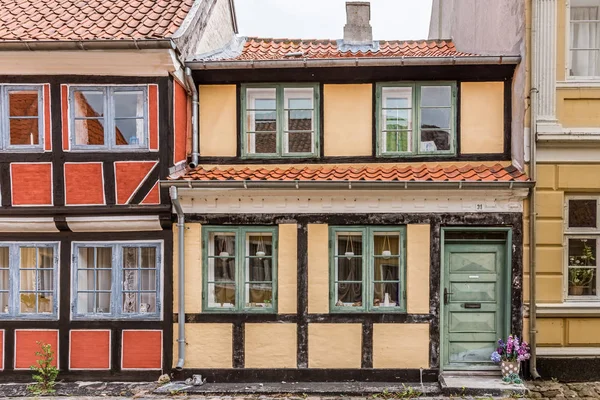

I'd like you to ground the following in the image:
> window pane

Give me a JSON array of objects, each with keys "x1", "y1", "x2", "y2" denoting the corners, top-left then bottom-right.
[
  {"x1": 570, "y1": 8, "x2": 600, "y2": 76},
  {"x1": 141, "y1": 269, "x2": 156, "y2": 290},
  {"x1": 77, "y1": 292, "x2": 95, "y2": 314},
  {"x1": 115, "y1": 118, "x2": 144, "y2": 146},
  {"x1": 373, "y1": 282, "x2": 400, "y2": 307},
  {"x1": 421, "y1": 107, "x2": 451, "y2": 130},
  {"x1": 20, "y1": 269, "x2": 36, "y2": 291},
  {"x1": 0, "y1": 293, "x2": 7, "y2": 313},
  {"x1": 246, "y1": 283, "x2": 273, "y2": 306},
  {"x1": 421, "y1": 129, "x2": 451, "y2": 152},
  {"x1": 248, "y1": 132, "x2": 277, "y2": 154},
  {"x1": 384, "y1": 130, "x2": 411, "y2": 152},
  {"x1": 211, "y1": 233, "x2": 236, "y2": 257},
  {"x1": 421, "y1": 86, "x2": 451, "y2": 107},
  {"x1": 571, "y1": 48, "x2": 600, "y2": 77},
  {"x1": 247, "y1": 110, "x2": 277, "y2": 132},
  {"x1": 0, "y1": 247, "x2": 7, "y2": 269},
  {"x1": 123, "y1": 291, "x2": 138, "y2": 313},
  {"x1": 96, "y1": 292, "x2": 111, "y2": 313},
  {"x1": 38, "y1": 293, "x2": 53, "y2": 313},
  {"x1": 336, "y1": 257, "x2": 363, "y2": 281},
  {"x1": 374, "y1": 233, "x2": 400, "y2": 256},
  {"x1": 39, "y1": 247, "x2": 54, "y2": 269},
  {"x1": 140, "y1": 292, "x2": 156, "y2": 313},
  {"x1": 382, "y1": 87, "x2": 412, "y2": 108},
  {"x1": 207, "y1": 282, "x2": 236, "y2": 308},
  {"x1": 20, "y1": 293, "x2": 37, "y2": 313},
  {"x1": 9, "y1": 119, "x2": 39, "y2": 146},
  {"x1": 286, "y1": 109, "x2": 313, "y2": 130},
  {"x1": 336, "y1": 232, "x2": 363, "y2": 256},
  {"x1": 284, "y1": 88, "x2": 313, "y2": 109},
  {"x1": 77, "y1": 269, "x2": 94, "y2": 291},
  {"x1": 141, "y1": 247, "x2": 157, "y2": 269},
  {"x1": 568, "y1": 238, "x2": 597, "y2": 267},
  {"x1": 336, "y1": 282, "x2": 362, "y2": 305},
  {"x1": 286, "y1": 131, "x2": 313, "y2": 153},
  {"x1": 123, "y1": 247, "x2": 139, "y2": 269},
  {"x1": 113, "y1": 91, "x2": 144, "y2": 118},
  {"x1": 383, "y1": 109, "x2": 411, "y2": 131},
  {"x1": 247, "y1": 89, "x2": 276, "y2": 110},
  {"x1": 569, "y1": 268, "x2": 597, "y2": 296},
  {"x1": 74, "y1": 91, "x2": 104, "y2": 117},
  {"x1": 569, "y1": 199, "x2": 597, "y2": 228},
  {"x1": 38, "y1": 269, "x2": 53, "y2": 291},
  {"x1": 0, "y1": 268, "x2": 7, "y2": 291},
  {"x1": 74, "y1": 118, "x2": 105, "y2": 145},
  {"x1": 9, "y1": 90, "x2": 38, "y2": 117},
  {"x1": 20, "y1": 247, "x2": 37, "y2": 269},
  {"x1": 247, "y1": 233, "x2": 273, "y2": 257}
]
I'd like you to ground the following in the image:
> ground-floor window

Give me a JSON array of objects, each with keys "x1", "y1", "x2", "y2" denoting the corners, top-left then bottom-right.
[
  {"x1": 0, "y1": 242, "x2": 59, "y2": 319},
  {"x1": 202, "y1": 226, "x2": 277, "y2": 312},
  {"x1": 71, "y1": 242, "x2": 162, "y2": 319},
  {"x1": 329, "y1": 226, "x2": 406, "y2": 312}
]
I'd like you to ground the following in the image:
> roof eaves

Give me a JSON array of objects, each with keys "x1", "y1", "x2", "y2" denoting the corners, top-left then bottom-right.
[{"x1": 0, "y1": 38, "x2": 176, "y2": 51}]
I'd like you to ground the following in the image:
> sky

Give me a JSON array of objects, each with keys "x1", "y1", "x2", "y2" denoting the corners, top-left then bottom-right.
[{"x1": 233, "y1": 0, "x2": 433, "y2": 41}]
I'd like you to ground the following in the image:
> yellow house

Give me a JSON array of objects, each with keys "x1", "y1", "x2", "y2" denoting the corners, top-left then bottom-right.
[
  {"x1": 527, "y1": 0, "x2": 600, "y2": 380},
  {"x1": 163, "y1": 2, "x2": 532, "y2": 382}
]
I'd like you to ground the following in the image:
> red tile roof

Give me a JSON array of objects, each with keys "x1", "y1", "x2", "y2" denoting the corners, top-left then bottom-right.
[
  {"x1": 173, "y1": 164, "x2": 529, "y2": 183},
  {"x1": 212, "y1": 37, "x2": 476, "y2": 61},
  {"x1": 0, "y1": 0, "x2": 194, "y2": 41}
]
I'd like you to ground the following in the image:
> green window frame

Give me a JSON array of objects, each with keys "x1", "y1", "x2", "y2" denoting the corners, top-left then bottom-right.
[
  {"x1": 202, "y1": 226, "x2": 278, "y2": 313},
  {"x1": 376, "y1": 82, "x2": 457, "y2": 157},
  {"x1": 329, "y1": 226, "x2": 406, "y2": 313},
  {"x1": 241, "y1": 83, "x2": 320, "y2": 158}
]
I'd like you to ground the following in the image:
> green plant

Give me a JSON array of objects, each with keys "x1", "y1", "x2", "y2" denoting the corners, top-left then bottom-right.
[
  {"x1": 569, "y1": 239, "x2": 596, "y2": 287},
  {"x1": 397, "y1": 384, "x2": 422, "y2": 399},
  {"x1": 28, "y1": 341, "x2": 59, "y2": 395}
]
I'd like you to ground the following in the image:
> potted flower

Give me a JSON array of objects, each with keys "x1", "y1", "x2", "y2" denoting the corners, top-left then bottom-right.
[{"x1": 490, "y1": 335, "x2": 530, "y2": 380}]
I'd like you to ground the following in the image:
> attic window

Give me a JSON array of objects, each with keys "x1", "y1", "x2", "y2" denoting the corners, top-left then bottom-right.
[
  {"x1": 70, "y1": 86, "x2": 148, "y2": 151},
  {"x1": 0, "y1": 85, "x2": 43, "y2": 150}
]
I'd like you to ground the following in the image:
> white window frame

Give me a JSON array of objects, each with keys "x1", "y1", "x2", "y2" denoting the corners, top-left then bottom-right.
[
  {"x1": 0, "y1": 242, "x2": 59, "y2": 320},
  {"x1": 565, "y1": 0, "x2": 600, "y2": 81},
  {"x1": 69, "y1": 85, "x2": 149, "y2": 151},
  {"x1": 70, "y1": 241, "x2": 163, "y2": 320},
  {"x1": 0, "y1": 85, "x2": 44, "y2": 151},
  {"x1": 564, "y1": 195, "x2": 600, "y2": 301}
]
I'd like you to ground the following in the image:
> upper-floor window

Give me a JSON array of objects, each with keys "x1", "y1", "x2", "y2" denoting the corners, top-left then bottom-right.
[
  {"x1": 565, "y1": 196, "x2": 600, "y2": 300},
  {"x1": 376, "y1": 82, "x2": 456, "y2": 157},
  {"x1": 0, "y1": 243, "x2": 59, "y2": 319},
  {"x1": 71, "y1": 242, "x2": 162, "y2": 319},
  {"x1": 0, "y1": 85, "x2": 43, "y2": 150},
  {"x1": 569, "y1": 0, "x2": 600, "y2": 78},
  {"x1": 202, "y1": 226, "x2": 277, "y2": 312},
  {"x1": 329, "y1": 226, "x2": 406, "y2": 312},
  {"x1": 241, "y1": 84, "x2": 319, "y2": 158},
  {"x1": 70, "y1": 86, "x2": 148, "y2": 150}
]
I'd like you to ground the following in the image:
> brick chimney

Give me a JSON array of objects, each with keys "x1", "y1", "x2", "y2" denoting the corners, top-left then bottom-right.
[{"x1": 343, "y1": 2, "x2": 373, "y2": 45}]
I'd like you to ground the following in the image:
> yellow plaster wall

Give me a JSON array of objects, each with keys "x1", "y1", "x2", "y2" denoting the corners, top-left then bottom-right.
[
  {"x1": 567, "y1": 319, "x2": 600, "y2": 345},
  {"x1": 199, "y1": 85, "x2": 237, "y2": 157},
  {"x1": 245, "y1": 324, "x2": 297, "y2": 368},
  {"x1": 558, "y1": 89, "x2": 600, "y2": 128},
  {"x1": 372, "y1": 324, "x2": 430, "y2": 368},
  {"x1": 173, "y1": 323, "x2": 232, "y2": 368},
  {"x1": 323, "y1": 84, "x2": 372, "y2": 156},
  {"x1": 557, "y1": 164, "x2": 600, "y2": 190},
  {"x1": 538, "y1": 318, "x2": 565, "y2": 346},
  {"x1": 173, "y1": 223, "x2": 202, "y2": 313},
  {"x1": 407, "y1": 225, "x2": 430, "y2": 314},
  {"x1": 459, "y1": 82, "x2": 505, "y2": 154},
  {"x1": 308, "y1": 224, "x2": 329, "y2": 314},
  {"x1": 308, "y1": 323, "x2": 362, "y2": 368},
  {"x1": 278, "y1": 224, "x2": 298, "y2": 314}
]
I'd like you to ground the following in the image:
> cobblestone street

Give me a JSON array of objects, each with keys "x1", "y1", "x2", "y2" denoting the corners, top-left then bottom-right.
[{"x1": 527, "y1": 380, "x2": 600, "y2": 399}]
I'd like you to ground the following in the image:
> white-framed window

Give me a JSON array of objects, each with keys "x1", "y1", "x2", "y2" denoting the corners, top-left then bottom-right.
[
  {"x1": 565, "y1": 196, "x2": 600, "y2": 300},
  {"x1": 0, "y1": 85, "x2": 44, "y2": 150},
  {"x1": 71, "y1": 242, "x2": 162, "y2": 319},
  {"x1": 568, "y1": 0, "x2": 600, "y2": 78},
  {"x1": 0, "y1": 243, "x2": 59, "y2": 319},
  {"x1": 70, "y1": 86, "x2": 148, "y2": 150}
]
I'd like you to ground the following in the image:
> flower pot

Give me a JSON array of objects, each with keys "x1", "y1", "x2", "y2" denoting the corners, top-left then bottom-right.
[
  {"x1": 256, "y1": 251, "x2": 266, "y2": 258},
  {"x1": 570, "y1": 285, "x2": 585, "y2": 296},
  {"x1": 500, "y1": 360, "x2": 520, "y2": 377},
  {"x1": 381, "y1": 250, "x2": 392, "y2": 259},
  {"x1": 219, "y1": 251, "x2": 229, "y2": 257},
  {"x1": 345, "y1": 251, "x2": 355, "y2": 259}
]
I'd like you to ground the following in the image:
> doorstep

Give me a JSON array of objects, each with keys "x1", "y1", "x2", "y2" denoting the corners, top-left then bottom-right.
[{"x1": 440, "y1": 371, "x2": 528, "y2": 397}]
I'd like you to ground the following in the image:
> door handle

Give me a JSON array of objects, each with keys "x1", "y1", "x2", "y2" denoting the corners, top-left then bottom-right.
[{"x1": 444, "y1": 288, "x2": 453, "y2": 305}]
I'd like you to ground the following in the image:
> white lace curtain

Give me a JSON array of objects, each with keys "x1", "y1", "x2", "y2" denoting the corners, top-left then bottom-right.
[{"x1": 571, "y1": 7, "x2": 600, "y2": 77}]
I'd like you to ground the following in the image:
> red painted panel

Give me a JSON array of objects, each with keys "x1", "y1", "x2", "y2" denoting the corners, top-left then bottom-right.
[
  {"x1": 149, "y1": 84, "x2": 159, "y2": 151},
  {"x1": 114, "y1": 161, "x2": 156, "y2": 205},
  {"x1": 61, "y1": 85, "x2": 69, "y2": 151},
  {"x1": 122, "y1": 330, "x2": 162, "y2": 369},
  {"x1": 174, "y1": 81, "x2": 187, "y2": 164},
  {"x1": 0, "y1": 330, "x2": 4, "y2": 370},
  {"x1": 141, "y1": 182, "x2": 160, "y2": 205},
  {"x1": 44, "y1": 84, "x2": 51, "y2": 151},
  {"x1": 15, "y1": 330, "x2": 58, "y2": 369},
  {"x1": 70, "y1": 330, "x2": 110, "y2": 370},
  {"x1": 64, "y1": 163, "x2": 104, "y2": 205},
  {"x1": 11, "y1": 163, "x2": 52, "y2": 206}
]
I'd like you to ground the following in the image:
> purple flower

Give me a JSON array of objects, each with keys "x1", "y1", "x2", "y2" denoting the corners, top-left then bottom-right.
[{"x1": 491, "y1": 351, "x2": 501, "y2": 363}]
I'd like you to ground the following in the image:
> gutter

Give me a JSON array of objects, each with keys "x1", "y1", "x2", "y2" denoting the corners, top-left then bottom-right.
[
  {"x1": 0, "y1": 39, "x2": 176, "y2": 51},
  {"x1": 169, "y1": 187, "x2": 186, "y2": 370},
  {"x1": 185, "y1": 67, "x2": 200, "y2": 168},
  {"x1": 186, "y1": 55, "x2": 521, "y2": 70},
  {"x1": 161, "y1": 180, "x2": 534, "y2": 190}
]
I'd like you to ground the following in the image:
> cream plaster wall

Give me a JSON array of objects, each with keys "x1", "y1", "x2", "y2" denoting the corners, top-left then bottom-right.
[
  {"x1": 407, "y1": 225, "x2": 430, "y2": 314},
  {"x1": 373, "y1": 324, "x2": 430, "y2": 368},
  {"x1": 308, "y1": 224, "x2": 329, "y2": 314},
  {"x1": 460, "y1": 82, "x2": 505, "y2": 154},
  {"x1": 172, "y1": 323, "x2": 232, "y2": 368},
  {"x1": 173, "y1": 223, "x2": 202, "y2": 313},
  {"x1": 245, "y1": 324, "x2": 297, "y2": 368},
  {"x1": 278, "y1": 224, "x2": 298, "y2": 314},
  {"x1": 199, "y1": 85, "x2": 237, "y2": 157},
  {"x1": 308, "y1": 323, "x2": 362, "y2": 368}
]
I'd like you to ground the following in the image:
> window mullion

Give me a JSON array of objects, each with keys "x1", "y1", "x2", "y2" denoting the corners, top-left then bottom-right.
[
  {"x1": 414, "y1": 83, "x2": 421, "y2": 155},
  {"x1": 1, "y1": 87, "x2": 6, "y2": 150},
  {"x1": 106, "y1": 88, "x2": 113, "y2": 150},
  {"x1": 277, "y1": 85, "x2": 284, "y2": 157},
  {"x1": 365, "y1": 227, "x2": 371, "y2": 312},
  {"x1": 237, "y1": 228, "x2": 244, "y2": 311},
  {"x1": 10, "y1": 244, "x2": 18, "y2": 317},
  {"x1": 113, "y1": 244, "x2": 121, "y2": 318}
]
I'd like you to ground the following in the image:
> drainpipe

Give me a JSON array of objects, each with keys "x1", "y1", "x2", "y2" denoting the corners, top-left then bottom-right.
[
  {"x1": 185, "y1": 67, "x2": 199, "y2": 168},
  {"x1": 170, "y1": 186, "x2": 186, "y2": 370},
  {"x1": 529, "y1": 0, "x2": 541, "y2": 380}
]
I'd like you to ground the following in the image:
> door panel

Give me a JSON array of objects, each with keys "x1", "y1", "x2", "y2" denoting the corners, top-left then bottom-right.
[{"x1": 443, "y1": 242, "x2": 506, "y2": 370}]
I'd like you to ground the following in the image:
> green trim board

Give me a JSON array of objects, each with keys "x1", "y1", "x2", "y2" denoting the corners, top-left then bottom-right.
[
  {"x1": 240, "y1": 83, "x2": 320, "y2": 158},
  {"x1": 328, "y1": 226, "x2": 406, "y2": 313},
  {"x1": 375, "y1": 81, "x2": 457, "y2": 157},
  {"x1": 201, "y1": 226, "x2": 278, "y2": 313},
  {"x1": 439, "y1": 227, "x2": 512, "y2": 371}
]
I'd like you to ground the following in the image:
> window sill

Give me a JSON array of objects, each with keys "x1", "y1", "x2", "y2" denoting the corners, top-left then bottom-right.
[
  {"x1": 71, "y1": 314, "x2": 162, "y2": 321},
  {"x1": 557, "y1": 80, "x2": 600, "y2": 88},
  {"x1": 376, "y1": 152, "x2": 456, "y2": 158},
  {"x1": 537, "y1": 347, "x2": 600, "y2": 357},
  {"x1": 535, "y1": 302, "x2": 600, "y2": 316},
  {"x1": 0, "y1": 314, "x2": 58, "y2": 320}
]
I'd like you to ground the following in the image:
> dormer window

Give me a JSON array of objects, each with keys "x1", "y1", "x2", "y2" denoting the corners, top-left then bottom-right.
[
  {"x1": 0, "y1": 85, "x2": 44, "y2": 150},
  {"x1": 241, "y1": 84, "x2": 319, "y2": 158},
  {"x1": 69, "y1": 86, "x2": 148, "y2": 150}
]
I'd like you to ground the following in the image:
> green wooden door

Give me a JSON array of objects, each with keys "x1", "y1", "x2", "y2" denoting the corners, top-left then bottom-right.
[{"x1": 442, "y1": 242, "x2": 507, "y2": 370}]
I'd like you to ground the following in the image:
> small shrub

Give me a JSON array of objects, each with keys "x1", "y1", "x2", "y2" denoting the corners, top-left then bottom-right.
[{"x1": 28, "y1": 341, "x2": 59, "y2": 395}]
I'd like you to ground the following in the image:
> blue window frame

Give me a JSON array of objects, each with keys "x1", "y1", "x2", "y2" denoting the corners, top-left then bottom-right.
[{"x1": 0, "y1": 85, "x2": 44, "y2": 151}]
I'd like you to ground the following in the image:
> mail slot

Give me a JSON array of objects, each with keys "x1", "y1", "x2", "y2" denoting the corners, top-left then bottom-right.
[{"x1": 464, "y1": 303, "x2": 481, "y2": 309}]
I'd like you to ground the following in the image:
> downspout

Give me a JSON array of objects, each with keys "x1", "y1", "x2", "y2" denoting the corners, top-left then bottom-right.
[
  {"x1": 529, "y1": 0, "x2": 542, "y2": 380},
  {"x1": 170, "y1": 186, "x2": 186, "y2": 370},
  {"x1": 185, "y1": 67, "x2": 199, "y2": 168}
]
